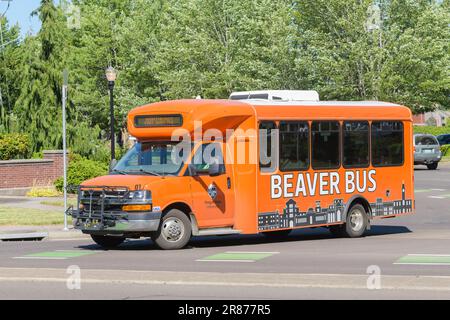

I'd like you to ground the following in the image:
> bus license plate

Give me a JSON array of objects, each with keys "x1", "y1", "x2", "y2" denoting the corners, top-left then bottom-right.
[{"x1": 85, "y1": 219, "x2": 100, "y2": 228}]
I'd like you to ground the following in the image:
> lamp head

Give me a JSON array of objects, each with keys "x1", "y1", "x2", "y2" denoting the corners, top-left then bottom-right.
[{"x1": 105, "y1": 66, "x2": 117, "y2": 82}]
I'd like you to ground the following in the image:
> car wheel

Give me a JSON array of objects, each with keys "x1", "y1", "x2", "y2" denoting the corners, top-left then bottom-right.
[
  {"x1": 91, "y1": 235, "x2": 125, "y2": 248},
  {"x1": 152, "y1": 209, "x2": 191, "y2": 250},
  {"x1": 427, "y1": 163, "x2": 438, "y2": 170}
]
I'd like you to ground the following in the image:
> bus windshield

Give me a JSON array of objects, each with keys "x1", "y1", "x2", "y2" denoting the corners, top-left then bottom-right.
[{"x1": 112, "y1": 141, "x2": 184, "y2": 176}]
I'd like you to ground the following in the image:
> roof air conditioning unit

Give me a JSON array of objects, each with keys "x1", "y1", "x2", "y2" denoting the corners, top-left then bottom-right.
[{"x1": 229, "y1": 90, "x2": 320, "y2": 102}]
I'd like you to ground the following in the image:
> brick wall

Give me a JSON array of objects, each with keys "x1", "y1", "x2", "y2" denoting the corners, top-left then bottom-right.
[{"x1": 0, "y1": 150, "x2": 68, "y2": 189}]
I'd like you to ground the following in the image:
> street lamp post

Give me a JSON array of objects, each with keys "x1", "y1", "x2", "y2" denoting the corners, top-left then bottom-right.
[
  {"x1": 62, "y1": 69, "x2": 68, "y2": 231},
  {"x1": 105, "y1": 66, "x2": 117, "y2": 162}
]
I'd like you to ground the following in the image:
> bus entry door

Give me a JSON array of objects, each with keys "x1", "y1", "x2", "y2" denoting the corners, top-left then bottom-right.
[{"x1": 189, "y1": 143, "x2": 235, "y2": 228}]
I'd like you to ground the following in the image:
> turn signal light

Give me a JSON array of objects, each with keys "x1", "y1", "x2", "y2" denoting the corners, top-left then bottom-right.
[{"x1": 122, "y1": 204, "x2": 152, "y2": 212}]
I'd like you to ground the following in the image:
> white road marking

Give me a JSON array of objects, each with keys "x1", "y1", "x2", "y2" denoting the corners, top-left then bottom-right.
[
  {"x1": 3, "y1": 267, "x2": 450, "y2": 291},
  {"x1": 428, "y1": 196, "x2": 446, "y2": 199},
  {"x1": 431, "y1": 189, "x2": 446, "y2": 191}
]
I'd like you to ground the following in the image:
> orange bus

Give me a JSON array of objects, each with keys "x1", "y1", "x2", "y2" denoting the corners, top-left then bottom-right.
[{"x1": 68, "y1": 91, "x2": 414, "y2": 249}]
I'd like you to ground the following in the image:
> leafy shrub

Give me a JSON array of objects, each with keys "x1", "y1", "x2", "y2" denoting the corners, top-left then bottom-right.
[
  {"x1": 54, "y1": 156, "x2": 109, "y2": 193},
  {"x1": 89, "y1": 141, "x2": 127, "y2": 165},
  {"x1": 441, "y1": 144, "x2": 450, "y2": 157},
  {"x1": 0, "y1": 133, "x2": 30, "y2": 160},
  {"x1": 26, "y1": 186, "x2": 61, "y2": 197},
  {"x1": 413, "y1": 126, "x2": 450, "y2": 136}
]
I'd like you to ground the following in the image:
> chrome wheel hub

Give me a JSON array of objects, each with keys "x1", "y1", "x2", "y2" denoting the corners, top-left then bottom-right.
[
  {"x1": 349, "y1": 209, "x2": 364, "y2": 231},
  {"x1": 161, "y1": 217, "x2": 184, "y2": 242}
]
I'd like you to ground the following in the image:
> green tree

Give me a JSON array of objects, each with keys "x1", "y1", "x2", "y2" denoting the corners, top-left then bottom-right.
[
  {"x1": 0, "y1": 17, "x2": 21, "y2": 133},
  {"x1": 292, "y1": 0, "x2": 450, "y2": 113},
  {"x1": 62, "y1": 0, "x2": 165, "y2": 153},
  {"x1": 14, "y1": 0, "x2": 68, "y2": 152},
  {"x1": 379, "y1": 0, "x2": 450, "y2": 112},
  {"x1": 154, "y1": 0, "x2": 297, "y2": 99}
]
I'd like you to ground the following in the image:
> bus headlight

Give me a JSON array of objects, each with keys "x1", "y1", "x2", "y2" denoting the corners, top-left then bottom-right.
[{"x1": 128, "y1": 190, "x2": 151, "y2": 202}]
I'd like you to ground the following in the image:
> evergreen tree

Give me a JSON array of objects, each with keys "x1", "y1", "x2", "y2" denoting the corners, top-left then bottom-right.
[
  {"x1": 14, "y1": 0, "x2": 68, "y2": 152},
  {"x1": 0, "y1": 17, "x2": 20, "y2": 133}
]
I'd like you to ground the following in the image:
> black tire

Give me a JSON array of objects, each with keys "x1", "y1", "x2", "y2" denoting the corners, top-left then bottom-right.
[
  {"x1": 427, "y1": 163, "x2": 438, "y2": 170},
  {"x1": 262, "y1": 229, "x2": 292, "y2": 238},
  {"x1": 91, "y1": 235, "x2": 125, "y2": 248},
  {"x1": 341, "y1": 204, "x2": 368, "y2": 238},
  {"x1": 152, "y1": 209, "x2": 191, "y2": 250}
]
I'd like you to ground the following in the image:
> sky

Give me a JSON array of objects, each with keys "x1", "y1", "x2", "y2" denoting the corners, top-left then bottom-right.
[{"x1": 2, "y1": 0, "x2": 42, "y2": 39}]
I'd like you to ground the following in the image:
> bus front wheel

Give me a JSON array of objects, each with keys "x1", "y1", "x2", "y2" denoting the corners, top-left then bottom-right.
[
  {"x1": 330, "y1": 204, "x2": 368, "y2": 238},
  {"x1": 152, "y1": 209, "x2": 192, "y2": 250}
]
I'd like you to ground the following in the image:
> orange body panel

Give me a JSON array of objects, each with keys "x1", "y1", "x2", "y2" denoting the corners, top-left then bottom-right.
[{"x1": 82, "y1": 99, "x2": 414, "y2": 235}]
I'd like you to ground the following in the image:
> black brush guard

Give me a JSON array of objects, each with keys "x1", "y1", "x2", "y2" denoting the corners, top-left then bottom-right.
[{"x1": 66, "y1": 185, "x2": 132, "y2": 230}]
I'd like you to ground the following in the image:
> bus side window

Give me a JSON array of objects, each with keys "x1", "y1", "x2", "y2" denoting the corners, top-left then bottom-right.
[
  {"x1": 371, "y1": 121, "x2": 404, "y2": 167},
  {"x1": 279, "y1": 121, "x2": 309, "y2": 171},
  {"x1": 259, "y1": 121, "x2": 277, "y2": 172},
  {"x1": 343, "y1": 121, "x2": 369, "y2": 168},
  {"x1": 311, "y1": 121, "x2": 340, "y2": 169},
  {"x1": 192, "y1": 143, "x2": 225, "y2": 175}
]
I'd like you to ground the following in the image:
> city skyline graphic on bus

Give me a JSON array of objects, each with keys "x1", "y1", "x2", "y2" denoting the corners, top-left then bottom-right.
[{"x1": 258, "y1": 183, "x2": 413, "y2": 231}]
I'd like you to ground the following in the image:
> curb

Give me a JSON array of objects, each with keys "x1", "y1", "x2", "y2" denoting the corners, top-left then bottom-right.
[
  {"x1": 0, "y1": 226, "x2": 90, "y2": 241},
  {"x1": 0, "y1": 232, "x2": 48, "y2": 241}
]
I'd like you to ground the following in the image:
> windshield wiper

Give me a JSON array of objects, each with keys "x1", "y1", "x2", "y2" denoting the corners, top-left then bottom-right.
[
  {"x1": 138, "y1": 169, "x2": 161, "y2": 176},
  {"x1": 111, "y1": 169, "x2": 128, "y2": 175}
]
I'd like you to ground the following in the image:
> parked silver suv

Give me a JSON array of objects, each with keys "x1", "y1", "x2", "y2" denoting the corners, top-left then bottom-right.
[{"x1": 414, "y1": 134, "x2": 441, "y2": 170}]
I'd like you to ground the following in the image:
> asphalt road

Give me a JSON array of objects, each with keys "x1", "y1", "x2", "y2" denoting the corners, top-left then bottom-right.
[{"x1": 0, "y1": 163, "x2": 450, "y2": 299}]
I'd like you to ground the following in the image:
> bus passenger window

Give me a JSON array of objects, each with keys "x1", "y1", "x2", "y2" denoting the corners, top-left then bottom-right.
[
  {"x1": 259, "y1": 121, "x2": 277, "y2": 170},
  {"x1": 343, "y1": 121, "x2": 369, "y2": 168},
  {"x1": 279, "y1": 121, "x2": 309, "y2": 171},
  {"x1": 371, "y1": 121, "x2": 404, "y2": 166},
  {"x1": 312, "y1": 121, "x2": 340, "y2": 169}
]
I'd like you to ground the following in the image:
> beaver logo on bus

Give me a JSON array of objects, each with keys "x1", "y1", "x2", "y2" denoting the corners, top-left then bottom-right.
[
  {"x1": 207, "y1": 183, "x2": 217, "y2": 200},
  {"x1": 270, "y1": 169, "x2": 377, "y2": 199}
]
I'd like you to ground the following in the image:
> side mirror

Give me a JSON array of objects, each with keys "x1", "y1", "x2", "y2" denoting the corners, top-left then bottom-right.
[
  {"x1": 109, "y1": 159, "x2": 117, "y2": 172},
  {"x1": 187, "y1": 164, "x2": 198, "y2": 176},
  {"x1": 208, "y1": 163, "x2": 221, "y2": 176}
]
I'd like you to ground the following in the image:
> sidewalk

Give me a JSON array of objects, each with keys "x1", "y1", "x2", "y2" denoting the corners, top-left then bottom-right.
[{"x1": 0, "y1": 195, "x2": 88, "y2": 240}]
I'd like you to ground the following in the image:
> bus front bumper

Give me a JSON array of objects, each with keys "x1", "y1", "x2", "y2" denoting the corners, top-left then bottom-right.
[{"x1": 68, "y1": 209, "x2": 162, "y2": 235}]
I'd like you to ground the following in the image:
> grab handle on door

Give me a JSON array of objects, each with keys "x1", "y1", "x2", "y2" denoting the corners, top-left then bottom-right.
[{"x1": 227, "y1": 177, "x2": 231, "y2": 189}]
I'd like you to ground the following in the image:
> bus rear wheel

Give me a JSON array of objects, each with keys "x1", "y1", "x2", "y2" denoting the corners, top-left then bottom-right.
[
  {"x1": 91, "y1": 235, "x2": 125, "y2": 248},
  {"x1": 330, "y1": 204, "x2": 368, "y2": 238},
  {"x1": 152, "y1": 209, "x2": 191, "y2": 250}
]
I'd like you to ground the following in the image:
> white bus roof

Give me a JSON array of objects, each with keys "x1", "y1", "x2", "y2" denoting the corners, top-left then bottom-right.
[
  {"x1": 243, "y1": 100, "x2": 401, "y2": 107},
  {"x1": 229, "y1": 90, "x2": 320, "y2": 102}
]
